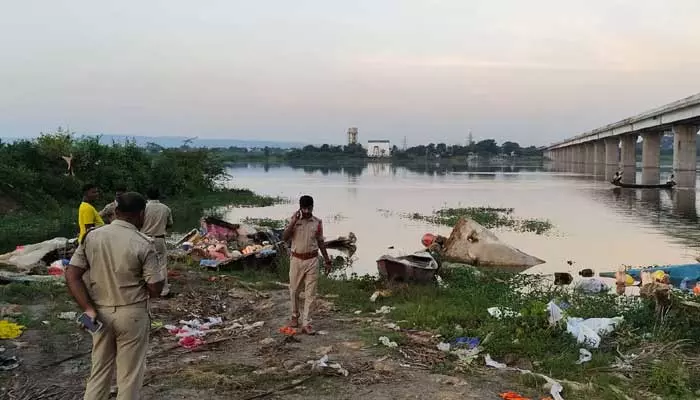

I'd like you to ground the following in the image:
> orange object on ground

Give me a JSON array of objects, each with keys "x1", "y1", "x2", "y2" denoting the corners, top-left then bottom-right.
[
  {"x1": 421, "y1": 233, "x2": 436, "y2": 247},
  {"x1": 694, "y1": 283, "x2": 700, "y2": 296},
  {"x1": 499, "y1": 392, "x2": 531, "y2": 400},
  {"x1": 279, "y1": 326, "x2": 297, "y2": 336}
]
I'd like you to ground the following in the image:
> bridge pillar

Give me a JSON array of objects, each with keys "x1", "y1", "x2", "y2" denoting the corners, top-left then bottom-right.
[
  {"x1": 641, "y1": 131, "x2": 662, "y2": 185},
  {"x1": 604, "y1": 137, "x2": 619, "y2": 180},
  {"x1": 672, "y1": 124, "x2": 697, "y2": 188},
  {"x1": 620, "y1": 134, "x2": 638, "y2": 184},
  {"x1": 593, "y1": 140, "x2": 605, "y2": 177},
  {"x1": 584, "y1": 142, "x2": 595, "y2": 174}
]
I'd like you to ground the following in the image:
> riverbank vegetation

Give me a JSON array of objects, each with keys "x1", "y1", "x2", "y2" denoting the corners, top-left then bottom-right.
[
  {"x1": 408, "y1": 207, "x2": 553, "y2": 235},
  {"x1": 0, "y1": 128, "x2": 280, "y2": 251}
]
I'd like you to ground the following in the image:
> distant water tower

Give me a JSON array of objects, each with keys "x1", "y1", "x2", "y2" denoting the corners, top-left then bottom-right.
[{"x1": 347, "y1": 127, "x2": 358, "y2": 145}]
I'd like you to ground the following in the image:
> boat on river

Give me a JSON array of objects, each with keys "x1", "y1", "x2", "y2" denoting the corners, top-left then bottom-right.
[
  {"x1": 611, "y1": 180, "x2": 675, "y2": 189},
  {"x1": 377, "y1": 251, "x2": 439, "y2": 283},
  {"x1": 599, "y1": 263, "x2": 700, "y2": 287}
]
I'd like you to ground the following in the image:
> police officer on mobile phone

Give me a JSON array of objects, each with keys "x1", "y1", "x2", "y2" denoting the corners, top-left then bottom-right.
[{"x1": 65, "y1": 192, "x2": 165, "y2": 400}]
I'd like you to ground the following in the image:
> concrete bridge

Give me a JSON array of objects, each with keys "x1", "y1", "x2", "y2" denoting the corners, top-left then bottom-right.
[{"x1": 543, "y1": 93, "x2": 700, "y2": 187}]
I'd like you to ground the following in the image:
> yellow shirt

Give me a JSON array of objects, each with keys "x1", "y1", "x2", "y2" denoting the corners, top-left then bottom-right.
[{"x1": 78, "y1": 201, "x2": 104, "y2": 243}]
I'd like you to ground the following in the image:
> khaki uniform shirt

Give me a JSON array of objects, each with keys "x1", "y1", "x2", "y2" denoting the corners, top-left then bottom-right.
[
  {"x1": 69, "y1": 220, "x2": 165, "y2": 307},
  {"x1": 291, "y1": 216, "x2": 324, "y2": 253},
  {"x1": 99, "y1": 201, "x2": 117, "y2": 222},
  {"x1": 141, "y1": 200, "x2": 173, "y2": 237}
]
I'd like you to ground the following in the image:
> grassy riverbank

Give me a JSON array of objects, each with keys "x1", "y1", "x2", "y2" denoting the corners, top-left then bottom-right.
[{"x1": 4, "y1": 260, "x2": 698, "y2": 399}]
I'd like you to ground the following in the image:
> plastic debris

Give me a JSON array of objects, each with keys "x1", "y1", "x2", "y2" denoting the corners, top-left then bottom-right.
[
  {"x1": 576, "y1": 348, "x2": 592, "y2": 364},
  {"x1": 353, "y1": 310, "x2": 362, "y2": 315},
  {"x1": 378, "y1": 336, "x2": 398, "y2": 348},
  {"x1": 0, "y1": 320, "x2": 25, "y2": 339},
  {"x1": 150, "y1": 320, "x2": 164, "y2": 329},
  {"x1": 260, "y1": 337, "x2": 276, "y2": 345},
  {"x1": 485, "y1": 354, "x2": 564, "y2": 400},
  {"x1": 58, "y1": 311, "x2": 77, "y2": 320},
  {"x1": 487, "y1": 307, "x2": 521, "y2": 319},
  {"x1": 279, "y1": 326, "x2": 298, "y2": 336},
  {"x1": 374, "y1": 306, "x2": 395, "y2": 315},
  {"x1": 454, "y1": 337, "x2": 480, "y2": 349},
  {"x1": 178, "y1": 336, "x2": 204, "y2": 349},
  {"x1": 547, "y1": 301, "x2": 623, "y2": 348},
  {"x1": 437, "y1": 342, "x2": 451, "y2": 352},
  {"x1": 308, "y1": 355, "x2": 349, "y2": 376},
  {"x1": 0, "y1": 355, "x2": 20, "y2": 371}
]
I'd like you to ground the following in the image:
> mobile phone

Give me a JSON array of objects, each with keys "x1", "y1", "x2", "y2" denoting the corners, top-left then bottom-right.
[
  {"x1": 78, "y1": 312, "x2": 104, "y2": 333},
  {"x1": 296, "y1": 210, "x2": 302, "y2": 219}
]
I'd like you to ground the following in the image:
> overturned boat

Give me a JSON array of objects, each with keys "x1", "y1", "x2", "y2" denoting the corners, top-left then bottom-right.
[
  {"x1": 441, "y1": 218, "x2": 545, "y2": 269},
  {"x1": 377, "y1": 251, "x2": 439, "y2": 283}
]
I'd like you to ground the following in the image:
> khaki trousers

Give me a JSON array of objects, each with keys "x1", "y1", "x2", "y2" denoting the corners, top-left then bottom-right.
[
  {"x1": 289, "y1": 257, "x2": 319, "y2": 326},
  {"x1": 84, "y1": 302, "x2": 150, "y2": 400},
  {"x1": 153, "y1": 237, "x2": 169, "y2": 295}
]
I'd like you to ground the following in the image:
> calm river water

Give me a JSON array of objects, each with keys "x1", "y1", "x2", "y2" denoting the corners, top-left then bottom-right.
[{"x1": 220, "y1": 162, "x2": 700, "y2": 277}]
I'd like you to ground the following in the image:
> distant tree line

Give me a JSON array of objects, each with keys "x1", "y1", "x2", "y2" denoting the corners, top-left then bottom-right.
[{"x1": 393, "y1": 140, "x2": 541, "y2": 160}]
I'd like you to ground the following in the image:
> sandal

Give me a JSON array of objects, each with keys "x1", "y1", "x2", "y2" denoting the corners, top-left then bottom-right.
[{"x1": 301, "y1": 325, "x2": 316, "y2": 335}]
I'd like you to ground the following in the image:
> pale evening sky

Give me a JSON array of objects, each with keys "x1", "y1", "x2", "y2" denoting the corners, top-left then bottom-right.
[{"x1": 2, "y1": 0, "x2": 700, "y2": 146}]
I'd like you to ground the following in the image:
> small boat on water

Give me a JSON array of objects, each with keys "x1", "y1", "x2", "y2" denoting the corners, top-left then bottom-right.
[
  {"x1": 377, "y1": 252, "x2": 439, "y2": 283},
  {"x1": 611, "y1": 180, "x2": 675, "y2": 189},
  {"x1": 599, "y1": 263, "x2": 700, "y2": 287}
]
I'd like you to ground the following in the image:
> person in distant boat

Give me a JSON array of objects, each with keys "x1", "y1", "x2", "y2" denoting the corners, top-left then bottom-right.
[
  {"x1": 666, "y1": 173, "x2": 675, "y2": 184},
  {"x1": 612, "y1": 171, "x2": 623, "y2": 184}
]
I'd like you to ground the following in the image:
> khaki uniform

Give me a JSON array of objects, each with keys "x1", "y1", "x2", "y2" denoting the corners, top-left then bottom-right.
[
  {"x1": 289, "y1": 216, "x2": 324, "y2": 326},
  {"x1": 98, "y1": 201, "x2": 117, "y2": 223},
  {"x1": 140, "y1": 200, "x2": 173, "y2": 295},
  {"x1": 69, "y1": 220, "x2": 165, "y2": 400}
]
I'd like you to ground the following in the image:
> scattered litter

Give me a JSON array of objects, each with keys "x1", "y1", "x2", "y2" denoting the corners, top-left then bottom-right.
[
  {"x1": 486, "y1": 354, "x2": 564, "y2": 400},
  {"x1": 260, "y1": 338, "x2": 276, "y2": 345},
  {"x1": 375, "y1": 306, "x2": 395, "y2": 315},
  {"x1": 342, "y1": 341, "x2": 363, "y2": 350},
  {"x1": 58, "y1": 311, "x2": 77, "y2": 320},
  {"x1": 487, "y1": 307, "x2": 521, "y2": 319},
  {"x1": 454, "y1": 336, "x2": 480, "y2": 349},
  {"x1": 317, "y1": 330, "x2": 329, "y2": 336},
  {"x1": 253, "y1": 366, "x2": 279, "y2": 375},
  {"x1": 178, "y1": 336, "x2": 204, "y2": 349},
  {"x1": 499, "y1": 392, "x2": 531, "y2": 400},
  {"x1": 378, "y1": 336, "x2": 398, "y2": 348},
  {"x1": 437, "y1": 342, "x2": 451, "y2": 352},
  {"x1": 353, "y1": 310, "x2": 362, "y2": 315},
  {"x1": 547, "y1": 301, "x2": 623, "y2": 348},
  {"x1": 383, "y1": 323, "x2": 400, "y2": 331},
  {"x1": 0, "y1": 305, "x2": 22, "y2": 318},
  {"x1": 279, "y1": 326, "x2": 298, "y2": 336},
  {"x1": 308, "y1": 355, "x2": 349, "y2": 376},
  {"x1": 0, "y1": 355, "x2": 20, "y2": 371},
  {"x1": 576, "y1": 348, "x2": 592, "y2": 365},
  {"x1": 370, "y1": 289, "x2": 392, "y2": 302},
  {"x1": 150, "y1": 320, "x2": 164, "y2": 329},
  {"x1": 0, "y1": 321, "x2": 25, "y2": 339}
]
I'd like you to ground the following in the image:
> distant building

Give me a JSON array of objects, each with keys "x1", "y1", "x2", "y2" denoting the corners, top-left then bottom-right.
[
  {"x1": 347, "y1": 127, "x2": 358, "y2": 145},
  {"x1": 367, "y1": 140, "x2": 391, "y2": 157}
]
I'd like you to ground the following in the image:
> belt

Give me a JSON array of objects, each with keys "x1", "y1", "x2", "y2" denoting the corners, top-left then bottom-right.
[
  {"x1": 291, "y1": 250, "x2": 319, "y2": 260},
  {"x1": 152, "y1": 235, "x2": 165, "y2": 239}
]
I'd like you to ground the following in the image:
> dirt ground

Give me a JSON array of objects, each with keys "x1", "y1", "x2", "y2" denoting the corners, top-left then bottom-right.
[{"x1": 2, "y1": 265, "x2": 540, "y2": 400}]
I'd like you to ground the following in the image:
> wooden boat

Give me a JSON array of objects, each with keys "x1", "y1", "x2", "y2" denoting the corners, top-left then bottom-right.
[
  {"x1": 599, "y1": 263, "x2": 700, "y2": 287},
  {"x1": 377, "y1": 251, "x2": 439, "y2": 283},
  {"x1": 611, "y1": 180, "x2": 675, "y2": 189}
]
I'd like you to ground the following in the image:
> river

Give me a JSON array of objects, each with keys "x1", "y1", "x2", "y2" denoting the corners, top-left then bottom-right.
[{"x1": 218, "y1": 162, "x2": 700, "y2": 277}]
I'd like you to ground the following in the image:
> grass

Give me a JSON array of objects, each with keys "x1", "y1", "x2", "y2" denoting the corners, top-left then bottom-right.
[
  {"x1": 241, "y1": 218, "x2": 287, "y2": 230},
  {"x1": 408, "y1": 206, "x2": 553, "y2": 234},
  {"x1": 317, "y1": 267, "x2": 700, "y2": 399}
]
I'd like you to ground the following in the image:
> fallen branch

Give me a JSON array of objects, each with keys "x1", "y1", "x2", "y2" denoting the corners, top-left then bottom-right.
[
  {"x1": 242, "y1": 376, "x2": 313, "y2": 400},
  {"x1": 39, "y1": 350, "x2": 92, "y2": 370}
]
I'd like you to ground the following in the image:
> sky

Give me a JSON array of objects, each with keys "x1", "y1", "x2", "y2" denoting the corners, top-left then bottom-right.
[{"x1": 2, "y1": 0, "x2": 700, "y2": 147}]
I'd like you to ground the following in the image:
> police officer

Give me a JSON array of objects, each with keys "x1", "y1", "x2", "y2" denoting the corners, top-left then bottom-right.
[
  {"x1": 140, "y1": 187, "x2": 173, "y2": 296},
  {"x1": 66, "y1": 192, "x2": 165, "y2": 400}
]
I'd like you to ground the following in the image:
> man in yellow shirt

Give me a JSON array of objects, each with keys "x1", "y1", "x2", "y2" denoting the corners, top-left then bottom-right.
[{"x1": 78, "y1": 183, "x2": 105, "y2": 243}]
